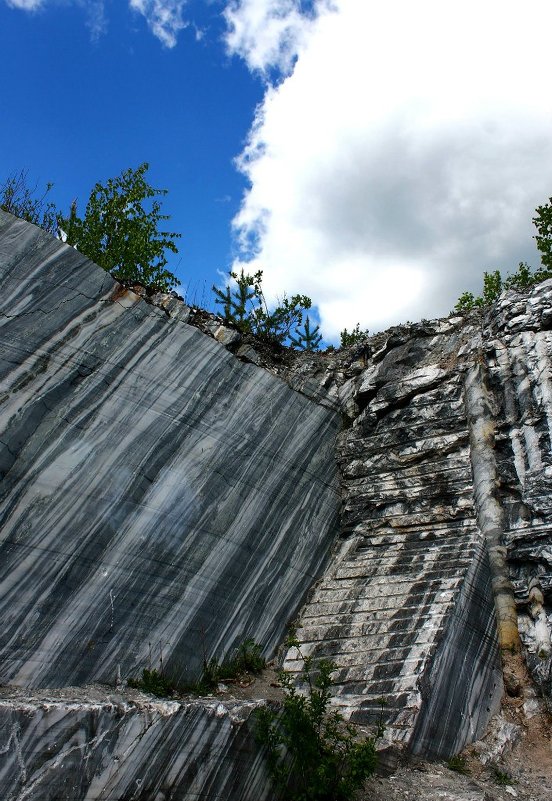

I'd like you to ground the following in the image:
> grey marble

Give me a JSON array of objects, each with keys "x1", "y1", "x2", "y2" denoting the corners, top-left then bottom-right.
[
  {"x1": 0, "y1": 692, "x2": 271, "y2": 801},
  {"x1": 0, "y1": 210, "x2": 341, "y2": 689},
  {"x1": 283, "y1": 317, "x2": 504, "y2": 757},
  {"x1": 3, "y1": 210, "x2": 552, "y2": 794}
]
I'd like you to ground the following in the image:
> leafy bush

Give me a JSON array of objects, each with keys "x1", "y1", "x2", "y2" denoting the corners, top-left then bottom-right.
[
  {"x1": 340, "y1": 322, "x2": 369, "y2": 348},
  {"x1": 127, "y1": 668, "x2": 176, "y2": 697},
  {"x1": 0, "y1": 170, "x2": 58, "y2": 235},
  {"x1": 533, "y1": 196, "x2": 552, "y2": 271},
  {"x1": 212, "y1": 269, "x2": 312, "y2": 346},
  {"x1": 1, "y1": 165, "x2": 180, "y2": 291},
  {"x1": 60, "y1": 163, "x2": 180, "y2": 291},
  {"x1": 256, "y1": 638, "x2": 380, "y2": 801},
  {"x1": 455, "y1": 262, "x2": 552, "y2": 312},
  {"x1": 456, "y1": 195, "x2": 552, "y2": 312},
  {"x1": 201, "y1": 638, "x2": 266, "y2": 689}
]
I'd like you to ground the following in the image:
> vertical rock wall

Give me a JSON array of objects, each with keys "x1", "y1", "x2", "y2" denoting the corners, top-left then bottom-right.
[
  {"x1": 0, "y1": 212, "x2": 340, "y2": 800},
  {"x1": 2, "y1": 210, "x2": 552, "y2": 796},
  {"x1": 284, "y1": 318, "x2": 504, "y2": 757},
  {"x1": 484, "y1": 285, "x2": 552, "y2": 696}
]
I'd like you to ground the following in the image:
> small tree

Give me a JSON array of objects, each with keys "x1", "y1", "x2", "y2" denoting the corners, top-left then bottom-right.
[
  {"x1": 59, "y1": 163, "x2": 180, "y2": 291},
  {"x1": 290, "y1": 315, "x2": 323, "y2": 351},
  {"x1": 340, "y1": 323, "x2": 369, "y2": 348},
  {"x1": 533, "y1": 197, "x2": 552, "y2": 271},
  {"x1": 213, "y1": 269, "x2": 312, "y2": 346},
  {"x1": 256, "y1": 639, "x2": 380, "y2": 801}
]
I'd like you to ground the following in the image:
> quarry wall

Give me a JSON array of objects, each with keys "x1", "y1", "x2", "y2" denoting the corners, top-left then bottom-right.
[{"x1": 0, "y1": 210, "x2": 551, "y2": 799}]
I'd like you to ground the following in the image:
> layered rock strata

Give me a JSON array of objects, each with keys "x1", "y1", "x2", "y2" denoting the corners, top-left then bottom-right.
[
  {"x1": 2, "y1": 210, "x2": 552, "y2": 797},
  {"x1": 284, "y1": 317, "x2": 505, "y2": 757},
  {"x1": 0, "y1": 211, "x2": 340, "y2": 799},
  {"x1": 0, "y1": 691, "x2": 271, "y2": 801}
]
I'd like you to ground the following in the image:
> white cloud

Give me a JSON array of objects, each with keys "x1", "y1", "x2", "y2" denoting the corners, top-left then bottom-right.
[
  {"x1": 129, "y1": 0, "x2": 188, "y2": 48},
  {"x1": 5, "y1": 0, "x2": 185, "y2": 46},
  {"x1": 224, "y1": 0, "x2": 334, "y2": 76},
  {"x1": 227, "y1": 0, "x2": 552, "y2": 337},
  {"x1": 5, "y1": 0, "x2": 44, "y2": 8}
]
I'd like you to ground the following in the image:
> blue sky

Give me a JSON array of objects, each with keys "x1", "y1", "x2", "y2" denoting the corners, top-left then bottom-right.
[
  {"x1": 2, "y1": 1, "x2": 552, "y2": 339},
  {"x1": 0, "y1": 1, "x2": 265, "y2": 308}
]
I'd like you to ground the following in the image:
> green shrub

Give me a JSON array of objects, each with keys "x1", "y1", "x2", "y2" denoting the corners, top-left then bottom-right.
[
  {"x1": 200, "y1": 638, "x2": 266, "y2": 689},
  {"x1": 60, "y1": 163, "x2": 180, "y2": 291},
  {"x1": 127, "y1": 668, "x2": 175, "y2": 697},
  {"x1": 340, "y1": 323, "x2": 369, "y2": 348},
  {"x1": 491, "y1": 766, "x2": 514, "y2": 786},
  {"x1": 127, "y1": 639, "x2": 266, "y2": 697},
  {"x1": 256, "y1": 639, "x2": 380, "y2": 801},
  {"x1": 212, "y1": 269, "x2": 312, "y2": 346},
  {"x1": 446, "y1": 754, "x2": 469, "y2": 774}
]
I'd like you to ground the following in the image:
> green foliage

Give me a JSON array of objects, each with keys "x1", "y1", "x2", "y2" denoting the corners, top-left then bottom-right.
[
  {"x1": 58, "y1": 163, "x2": 180, "y2": 291},
  {"x1": 0, "y1": 170, "x2": 59, "y2": 235},
  {"x1": 128, "y1": 639, "x2": 266, "y2": 697},
  {"x1": 533, "y1": 196, "x2": 552, "y2": 271},
  {"x1": 289, "y1": 315, "x2": 323, "y2": 351},
  {"x1": 446, "y1": 754, "x2": 469, "y2": 774},
  {"x1": 491, "y1": 766, "x2": 514, "y2": 786},
  {"x1": 212, "y1": 269, "x2": 312, "y2": 346},
  {"x1": 340, "y1": 322, "x2": 369, "y2": 348},
  {"x1": 127, "y1": 668, "x2": 175, "y2": 697},
  {"x1": 456, "y1": 194, "x2": 552, "y2": 312},
  {"x1": 455, "y1": 261, "x2": 552, "y2": 312},
  {"x1": 200, "y1": 638, "x2": 266, "y2": 689},
  {"x1": 256, "y1": 637, "x2": 380, "y2": 801}
]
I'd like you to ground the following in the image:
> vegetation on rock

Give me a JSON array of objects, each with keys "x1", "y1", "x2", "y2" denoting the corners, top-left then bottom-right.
[
  {"x1": 340, "y1": 322, "x2": 370, "y2": 348},
  {"x1": 256, "y1": 635, "x2": 380, "y2": 801},
  {"x1": 456, "y1": 196, "x2": 552, "y2": 311},
  {"x1": 212, "y1": 268, "x2": 313, "y2": 346},
  {"x1": 127, "y1": 638, "x2": 266, "y2": 697},
  {"x1": 1, "y1": 164, "x2": 181, "y2": 291}
]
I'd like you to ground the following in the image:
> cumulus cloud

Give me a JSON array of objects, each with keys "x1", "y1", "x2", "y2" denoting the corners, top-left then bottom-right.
[
  {"x1": 129, "y1": 0, "x2": 188, "y2": 48},
  {"x1": 224, "y1": 0, "x2": 334, "y2": 76},
  {"x1": 227, "y1": 0, "x2": 552, "y2": 336}
]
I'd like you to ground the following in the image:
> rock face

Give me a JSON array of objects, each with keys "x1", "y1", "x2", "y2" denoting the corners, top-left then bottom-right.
[
  {"x1": 284, "y1": 317, "x2": 504, "y2": 757},
  {"x1": 0, "y1": 692, "x2": 271, "y2": 801},
  {"x1": 1, "y1": 210, "x2": 552, "y2": 798},
  {"x1": 284, "y1": 290, "x2": 552, "y2": 757},
  {"x1": 0, "y1": 212, "x2": 340, "y2": 689},
  {"x1": 0, "y1": 211, "x2": 340, "y2": 799}
]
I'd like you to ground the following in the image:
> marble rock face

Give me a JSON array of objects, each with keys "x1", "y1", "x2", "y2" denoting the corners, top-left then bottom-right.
[
  {"x1": 484, "y1": 284, "x2": 552, "y2": 696},
  {"x1": 0, "y1": 210, "x2": 341, "y2": 688},
  {"x1": 283, "y1": 299, "x2": 552, "y2": 757},
  {"x1": 284, "y1": 316, "x2": 505, "y2": 757},
  {"x1": 3, "y1": 211, "x2": 552, "y2": 797},
  {"x1": 0, "y1": 693, "x2": 272, "y2": 801}
]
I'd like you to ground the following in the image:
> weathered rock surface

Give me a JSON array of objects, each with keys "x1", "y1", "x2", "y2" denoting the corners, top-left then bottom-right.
[
  {"x1": 284, "y1": 292, "x2": 552, "y2": 758},
  {"x1": 2, "y1": 211, "x2": 552, "y2": 798},
  {"x1": 0, "y1": 211, "x2": 341, "y2": 798},
  {"x1": 0, "y1": 689, "x2": 271, "y2": 801}
]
